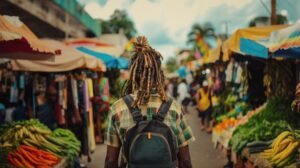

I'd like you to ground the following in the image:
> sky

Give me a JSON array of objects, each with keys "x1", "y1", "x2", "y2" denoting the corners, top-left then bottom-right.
[{"x1": 77, "y1": 0, "x2": 300, "y2": 59}]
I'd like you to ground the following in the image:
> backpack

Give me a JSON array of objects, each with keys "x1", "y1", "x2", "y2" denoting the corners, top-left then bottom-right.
[{"x1": 122, "y1": 95, "x2": 178, "y2": 168}]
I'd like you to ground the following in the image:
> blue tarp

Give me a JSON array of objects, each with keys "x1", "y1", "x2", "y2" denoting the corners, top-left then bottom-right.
[
  {"x1": 77, "y1": 46, "x2": 129, "y2": 69},
  {"x1": 240, "y1": 37, "x2": 300, "y2": 59},
  {"x1": 273, "y1": 47, "x2": 300, "y2": 59},
  {"x1": 240, "y1": 38, "x2": 269, "y2": 59}
]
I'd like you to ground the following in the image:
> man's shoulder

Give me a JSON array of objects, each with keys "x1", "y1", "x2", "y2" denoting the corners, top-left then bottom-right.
[
  {"x1": 110, "y1": 95, "x2": 183, "y2": 115},
  {"x1": 168, "y1": 97, "x2": 183, "y2": 114},
  {"x1": 110, "y1": 97, "x2": 127, "y2": 115}
]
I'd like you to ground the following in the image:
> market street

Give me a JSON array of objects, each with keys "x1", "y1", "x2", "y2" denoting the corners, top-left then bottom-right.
[{"x1": 81, "y1": 106, "x2": 227, "y2": 167}]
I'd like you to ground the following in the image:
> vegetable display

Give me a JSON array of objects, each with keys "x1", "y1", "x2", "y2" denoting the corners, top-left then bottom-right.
[
  {"x1": 0, "y1": 119, "x2": 81, "y2": 167},
  {"x1": 229, "y1": 97, "x2": 300, "y2": 153},
  {"x1": 8, "y1": 145, "x2": 60, "y2": 168},
  {"x1": 216, "y1": 102, "x2": 250, "y2": 122}
]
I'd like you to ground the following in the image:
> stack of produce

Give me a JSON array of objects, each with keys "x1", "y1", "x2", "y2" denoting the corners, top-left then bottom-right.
[
  {"x1": 230, "y1": 97, "x2": 300, "y2": 154},
  {"x1": 0, "y1": 119, "x2": 81, "y2": 167},
  {"x1": 213, "y1": 118, "x2": 240, "y2": 133},
  {"x1": 0, "y1": 119, "x2": 51, "y2": 148},
  {"x1": 261, "y1": 131, "x2": 300, "y2": 167},
  {"x1": 224, "y1": 93, "x2": 238, "y2": 106},
  {"x1": 216, "y1": 102, "x2": 250, "y2": 122},
  {"x1": 236, "y1": 103, "x2": 266, "y2": 126},
  {"x1": 8, "y1": 145, "x2": 60, "y2": 168}
]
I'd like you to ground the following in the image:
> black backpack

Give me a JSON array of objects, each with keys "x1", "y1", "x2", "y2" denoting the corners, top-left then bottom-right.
[{"x1": 122, "y1": 95, "x2": 178, "y2": 168}]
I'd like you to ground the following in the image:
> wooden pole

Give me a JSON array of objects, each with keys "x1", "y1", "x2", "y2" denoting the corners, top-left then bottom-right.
[{"x1": 271, "y1": 0, "x2": 276, "y2": 25}]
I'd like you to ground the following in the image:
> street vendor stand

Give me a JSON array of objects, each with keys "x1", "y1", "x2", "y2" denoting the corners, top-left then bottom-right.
[{"x1": 212, "y1": 22, "x2": 300, "y2": 168}]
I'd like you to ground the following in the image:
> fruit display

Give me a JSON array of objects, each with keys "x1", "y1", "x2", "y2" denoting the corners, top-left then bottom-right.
[
  {"x1": 261, "y1": 131, "x2": 300, "y2": 167},
  {"x1": 0, "y1": 119, "x2": 51, "y2": 148},
  {"x1": 8, "y1": 145, "x2": 60, "y2": 168},
  {"x1": 213, "y1": 118, "x2": 240, "y2": 133},
  {"x1": 229, "y1": 97, "x2": 300, "y2": 154},
  {"x1": 224, "y1": 93, "x2": 238, "y2": 106},
  {"x1": 0, "y1": 119, "x2": 81, "y2": 167}
]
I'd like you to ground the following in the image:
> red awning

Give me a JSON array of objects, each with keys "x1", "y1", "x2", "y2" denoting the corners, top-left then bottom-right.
[{"x1": 0, "y1": 15, "x2": 60, "y2": 60}]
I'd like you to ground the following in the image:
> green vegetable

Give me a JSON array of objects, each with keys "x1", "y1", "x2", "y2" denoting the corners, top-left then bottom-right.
[{"x1": 229, "y1": 97, "x2": 300, "y2": 153}]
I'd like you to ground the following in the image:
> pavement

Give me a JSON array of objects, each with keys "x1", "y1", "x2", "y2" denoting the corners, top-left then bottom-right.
[{"x1": 81, "y1": 106, "x2": 227, "y2": 168}]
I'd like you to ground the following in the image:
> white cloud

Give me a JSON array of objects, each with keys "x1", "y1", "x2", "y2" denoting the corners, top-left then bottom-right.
[
  {"x1": 84, "y1": 0, "x2": 127, "y2": 20},
  {"x1": 83, "y1": 0, "x2": 261, "y2": 58}
]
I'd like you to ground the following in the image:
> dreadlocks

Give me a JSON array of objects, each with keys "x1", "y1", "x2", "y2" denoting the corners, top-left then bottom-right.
[{"x1": 122, "y1": 36, "x2": 167, "y2": 107}]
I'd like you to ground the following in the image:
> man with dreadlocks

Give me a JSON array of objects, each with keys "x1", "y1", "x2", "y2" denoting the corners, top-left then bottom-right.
[{"x1": 104, "y1": 36, "x2": 195, "y2": 168}]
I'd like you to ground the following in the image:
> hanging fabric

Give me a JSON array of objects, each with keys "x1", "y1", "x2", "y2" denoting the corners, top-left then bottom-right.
[{"x1": 86, "y1": 78, "x2": 96, "y2": 151}]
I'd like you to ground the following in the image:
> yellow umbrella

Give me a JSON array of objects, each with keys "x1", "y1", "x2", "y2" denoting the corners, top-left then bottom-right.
[{"x1": 222, "y1": 25, "x2": 287, "y2": 61}]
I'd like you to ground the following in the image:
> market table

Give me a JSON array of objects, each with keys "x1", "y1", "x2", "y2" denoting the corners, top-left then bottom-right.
[
  {"x1": 212, "y1": 127, "x2": 235, "y2": 149},
  {"x1": 241, "y1": 147, "x2": 299, "y2": 168}
]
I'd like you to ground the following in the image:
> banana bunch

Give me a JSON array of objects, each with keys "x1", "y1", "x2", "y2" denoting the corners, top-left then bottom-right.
[
  {"x1": 261, "y1": 131, "x2": 299, "y2": 167},
  {"x1": 0, "y1": 119, "x2": 51, "y2": 148}
]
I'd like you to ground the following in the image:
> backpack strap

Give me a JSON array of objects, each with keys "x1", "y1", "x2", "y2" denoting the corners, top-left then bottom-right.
[
  {"x1": 123, "y1": 95, "x2": 143, "y2": 122},
  {"x1": 156, "y1": 98, "x2": 173, "y2": 122}
]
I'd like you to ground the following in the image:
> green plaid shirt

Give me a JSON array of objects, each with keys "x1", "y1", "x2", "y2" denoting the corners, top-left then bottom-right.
[{"x1": 104, "y1": 94, "x2": 195, "y2": 148}]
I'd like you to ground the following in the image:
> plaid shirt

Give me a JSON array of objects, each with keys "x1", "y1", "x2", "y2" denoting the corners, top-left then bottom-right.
[{"x1": 104, "y1": 94, "x2": 195, "y2": 148}]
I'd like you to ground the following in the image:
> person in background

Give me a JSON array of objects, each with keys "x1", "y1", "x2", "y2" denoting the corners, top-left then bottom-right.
[
  {"x1": 196, "y1": 80, "x2": 212, "y2": 132},
  {"x1": 0, "y1": 103, "x2": 5, "y2": 125},
  {"x1": 13, "y1": 90, "x2": 28, "y2": 121},
  {"x1": 104, "y1": 36, "x2": 194, "y2": 168},
  {"x1": 93, "y1": 73, "x2": 110, "y2": 144},
  {"x1": 4, "y1": 103, "x2": 15, "y2": 123},
  {"x1": 36, "y1": 85, "x2": 58, "y2": 130},
  {"x1": 177, "y1": 78, "x2": 190, "y2": 113},
  {"x1": 166, "y1": 79, "x2": 174, "y2": 97}
]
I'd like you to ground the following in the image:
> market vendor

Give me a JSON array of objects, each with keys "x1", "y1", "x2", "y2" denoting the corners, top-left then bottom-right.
[
  {"x1": 196, "y1": 80, "x2": 212, "y2": 132},
  {"x1": 36, "y1": 85, "x2": 58, "y2": 130}
]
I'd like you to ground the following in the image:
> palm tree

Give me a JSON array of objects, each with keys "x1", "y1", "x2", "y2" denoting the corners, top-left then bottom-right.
[
  {"x1": 187, "y1": 23, "x2": 216, "y2": 48},
  {"x1": 101, "y1": 10, "x2": 137, "y2": 39}
]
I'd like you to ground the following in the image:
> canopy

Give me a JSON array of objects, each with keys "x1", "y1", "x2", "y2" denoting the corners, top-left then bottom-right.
[
  {"x1": 65, "y1": 34, "x2": 128, "y2": 57},
  {"x1": 11, "y1": 40, "x2": 106, "y2": 72},
  {"x1": 98, "y1": 34, "x2": 128, "y2": 56},
  {"x1": 77, "y1": 47, "x2": 128, "y2": 69},
  {"x1": 65, "y1": 38, "x2": 113, "y2": 47},
  {"x1": 238, "y1": 23, "x2": 300, "y2": 59},
  {"x1": 0, "y1": 15, "x2": 60, "y2": 60},
  {"x1": 269, "y1": 22, "x2": 300, "y2": 52},
  {"x1": 240, "y1": 37, "x2": 269, "y2": 59},
  {"x1": 205, "y1": 39, "x2": 222, "y2": 64},
  {"x1": 223, "y1": 25, "x2": 287, "y2": 60}
]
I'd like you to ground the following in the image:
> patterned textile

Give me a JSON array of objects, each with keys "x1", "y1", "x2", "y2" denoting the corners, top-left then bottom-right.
[{"x1": 104, "y1": 94, "x2": 195, "y2": 148}]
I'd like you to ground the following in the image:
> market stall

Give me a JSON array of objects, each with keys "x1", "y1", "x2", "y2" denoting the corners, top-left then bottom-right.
[
  {"x1": 0, "y1": 32, "x2": 111, "y2": 167},
  {"x1": 210, "y1": 23, "x2": 300, "y2": 168}
]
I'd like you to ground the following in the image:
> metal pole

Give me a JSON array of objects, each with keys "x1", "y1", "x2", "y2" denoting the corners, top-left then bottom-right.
[
  {"x1": 65, "y1": 0, "x2": 69, "y2": 39},
  {"x1": 271, "y1": 0, "x2": 276, "y2": 25}
]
